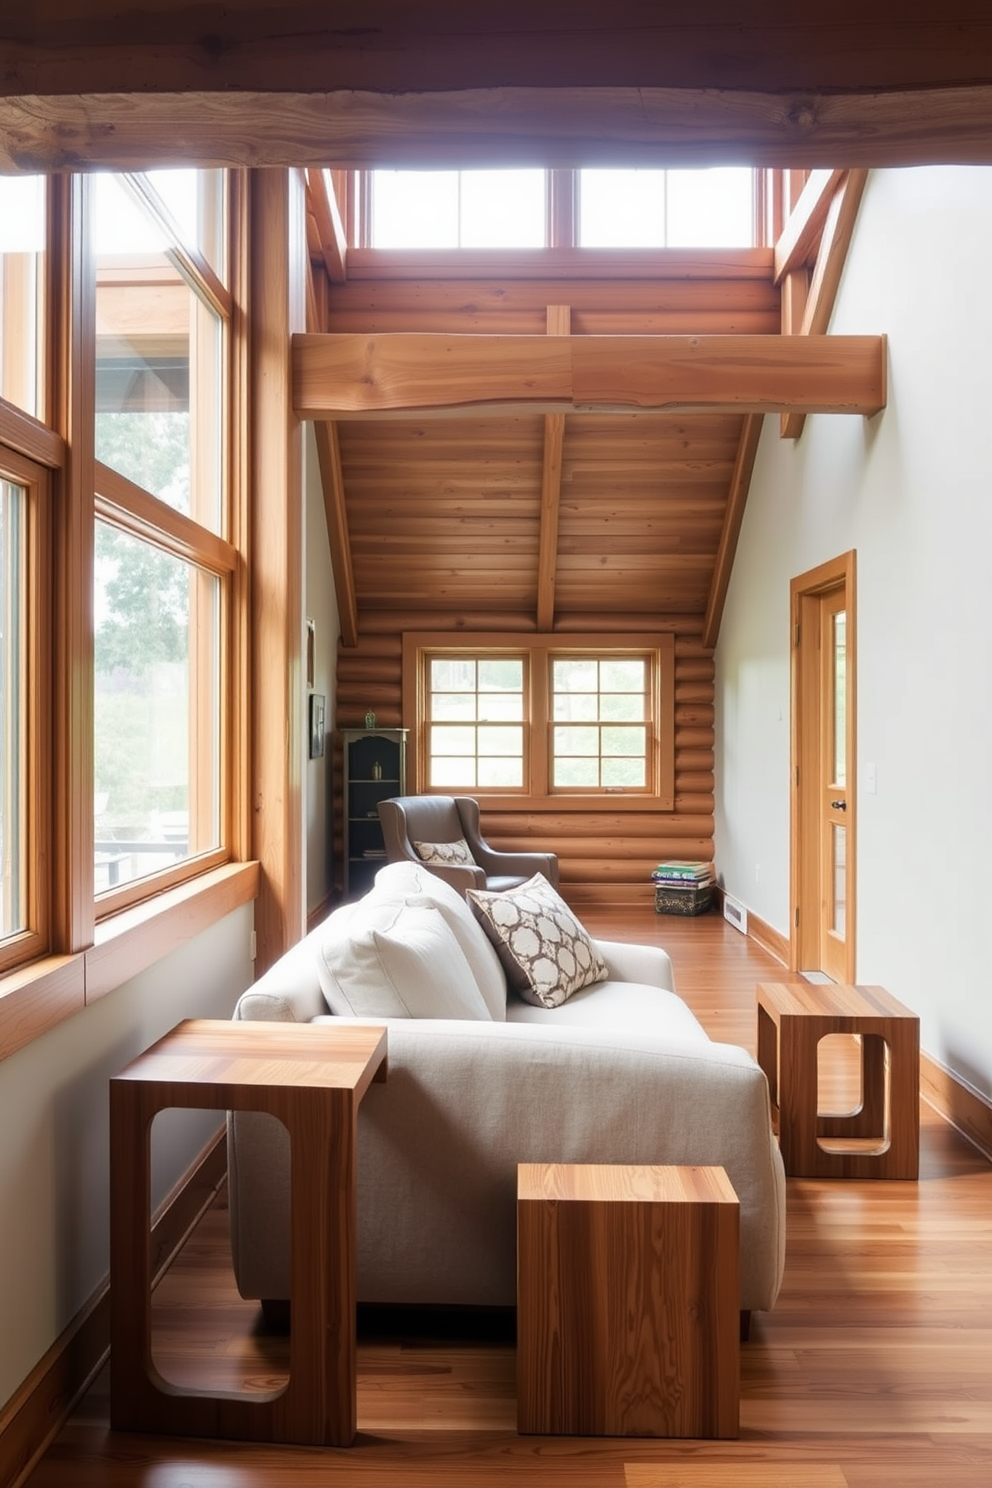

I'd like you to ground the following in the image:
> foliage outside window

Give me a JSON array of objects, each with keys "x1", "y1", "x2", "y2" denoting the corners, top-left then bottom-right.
[
  {"x1": 407, "y1": 634, "x2": 674, "y2": 809},
  {"x1": 93, "y1": 170, "x2": 232, "y2": 911},
  {"x1": 0, "y1": 454, "x2": 49, "y2": 976}
]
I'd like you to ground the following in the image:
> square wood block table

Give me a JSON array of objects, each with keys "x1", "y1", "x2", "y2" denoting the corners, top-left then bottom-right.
[
  {"x1": 517, "y1": 1163, "x2": 739, "y2": 1439},
  {"x1": 110, "y1": 1017, "x2": 387, "y2": 1446},
  {"x1": 757, "y1": 981, "x2": 919, "y2": 1179}
]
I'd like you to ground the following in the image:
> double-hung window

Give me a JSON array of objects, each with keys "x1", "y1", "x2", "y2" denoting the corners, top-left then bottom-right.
[
  {"x1": 93, "y1": 170, "x2": 234, "y2": 911},
  {"x1": 408, "y1": 633, "x2": 674, "y2": 809}
]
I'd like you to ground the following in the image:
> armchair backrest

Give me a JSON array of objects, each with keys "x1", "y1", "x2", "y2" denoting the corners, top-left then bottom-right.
[{"x1": 379, "y1": 795, "x2": 465, "y2": 858}]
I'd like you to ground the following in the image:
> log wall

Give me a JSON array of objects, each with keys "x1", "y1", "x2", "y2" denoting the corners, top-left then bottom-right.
[{"x1": 335, "y1": 611, "x2": 713, "y2": 907}]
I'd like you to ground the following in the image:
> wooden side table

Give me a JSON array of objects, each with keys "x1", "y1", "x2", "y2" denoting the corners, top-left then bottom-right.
[
  {"x1": 517, "y1": 1163, "x2": 739, "y2": 1439},
  {"x1": 110, "y1": 1018, "x2": 387, "y2": 1446},
  {"x1": 757, "y1": 981, "x2": 919, "y2": 1180}
]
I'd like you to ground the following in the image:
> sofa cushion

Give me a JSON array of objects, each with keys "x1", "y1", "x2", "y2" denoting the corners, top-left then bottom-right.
[
  {"x1": 317, "y1": 899, "x2": 493, "y2": 1021},
  {"x1": 414, "y1": 837, "x2": 476, "y2": 866},
  {"x1": 373, "y1": 860, "x2": 508, "y2": 1020},
  {"x1": 467, "y1": 873, "x2": 608, "y2": 1010}
]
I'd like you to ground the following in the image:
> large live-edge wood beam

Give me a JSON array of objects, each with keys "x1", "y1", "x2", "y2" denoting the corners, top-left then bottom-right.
[
  {"x1": 313, "y1": 421, "x2": 359, "y2": 649},
  {"x1": 292, "y1": 333, "x2": 887, "y2": 419},
  {"x1": 774, "y1": 169, "x2": 845, "y2": 283},
  {"x1": 4, "y1": 88, "x2": 992, "y2": 175},
  {"x1": 702, "y1": 415, "x2": 764, "y2": 649},
  {"x1": 536, "y1": 306, "x2": 570, "y2": 631},
  {"x1": 782, "y1": 170, "x2": 870, "y2": 439}
]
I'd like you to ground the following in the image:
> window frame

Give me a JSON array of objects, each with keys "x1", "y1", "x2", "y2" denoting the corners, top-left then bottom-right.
[
  {"x1": 0, "y1": 447, "x2": 51, "y2": 975},
  {"x1": 404, "y1": 631, "x2": 675, "y2": 812},
  {"x1": 90, "y1": 169, "x2": 238, "y2": 920}
]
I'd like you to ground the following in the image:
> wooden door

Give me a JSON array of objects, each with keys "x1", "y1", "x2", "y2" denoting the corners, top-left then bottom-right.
[{"x1": 791, "y1": 552, "x2": 856, "y2": 981}]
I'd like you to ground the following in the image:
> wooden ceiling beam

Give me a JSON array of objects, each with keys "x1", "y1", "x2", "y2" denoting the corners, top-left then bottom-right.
[
  {"x1": 3, "y1": 88, "x2": 992, "y2": 175},
  {"x1": 536, "y1": 305, "x2": 570, "y2": 632},
  {"x1": 781, "y1": 169, "x2": 870, "y2": 439},
  {"x1": 702, "y1": 415, "x2": 764, "y2": 649},
  {"x1": 293, "y1": 332, "x2": 886, "y2": 419},
  {"x1": 312, "y1": 421, "x2": 359, "y2": 648}
]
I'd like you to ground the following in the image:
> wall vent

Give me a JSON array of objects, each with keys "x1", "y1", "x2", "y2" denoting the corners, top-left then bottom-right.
[{"x1": 723, "y1": 895, "x2": 748, "y2": 936}]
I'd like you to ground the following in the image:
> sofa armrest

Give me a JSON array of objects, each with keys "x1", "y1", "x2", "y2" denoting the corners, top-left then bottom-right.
[
  {"x1": 233, "y1": 928, "x2": 331, "y2": 1025},
  {"x1": 593, "y1": 937, "x2": 676, "y2": 992}
]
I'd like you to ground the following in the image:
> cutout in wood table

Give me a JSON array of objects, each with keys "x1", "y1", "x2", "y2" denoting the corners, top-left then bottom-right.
[{"x1": 109, "y1": 1018, "x2": 387, "y2": 1446}]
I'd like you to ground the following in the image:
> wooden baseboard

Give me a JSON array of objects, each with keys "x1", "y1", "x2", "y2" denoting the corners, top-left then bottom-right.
[
  {"x1": 0, "y1": 1130, "x2": 227, "y2": 1488},
  {"x1": 921, "y1": 1052, "x2": 992, "y2": 1164},
  {"x1": 747, "y1": 908, "x2": 790, "y2": 966}
]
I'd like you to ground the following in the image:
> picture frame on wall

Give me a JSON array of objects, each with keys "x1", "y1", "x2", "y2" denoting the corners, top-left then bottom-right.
[{"x1": 309, "y1": 693, "x2": 325, "y2": 759}]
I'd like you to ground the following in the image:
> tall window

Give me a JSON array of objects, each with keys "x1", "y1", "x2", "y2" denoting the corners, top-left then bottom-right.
[
  {"x1": 0, "y1": 453, "x2": 48, "y2": 974},
  {"x1": 408, "y1": 634, "x2": 674, "y2": 808},
  {"x1": 0, "y1": 174, "x2": 46, "y2": 419},
  {"x1": 93, "y1": 171, "x2": 233, "y2": 908}
]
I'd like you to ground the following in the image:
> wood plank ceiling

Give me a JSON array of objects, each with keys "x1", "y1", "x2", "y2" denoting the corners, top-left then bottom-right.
[{"x1": 304, "y1": 170, "x2": 871, "y2": 639}]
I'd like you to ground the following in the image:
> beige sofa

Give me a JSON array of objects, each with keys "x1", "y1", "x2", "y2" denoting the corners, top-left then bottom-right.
[{"x1": 228, "y1": 862, "x2": 786, "y2": 1315}]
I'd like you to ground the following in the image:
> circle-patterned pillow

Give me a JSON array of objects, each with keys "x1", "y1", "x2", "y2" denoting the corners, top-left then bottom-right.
[{"x1": 467, "y1": 873, "x2": 608, "y2": 1008}]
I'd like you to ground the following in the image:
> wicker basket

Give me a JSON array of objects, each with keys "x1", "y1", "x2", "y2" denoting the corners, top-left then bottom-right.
[{"x1": 654, "y1": 883, "x2": 714, "y2": 916}]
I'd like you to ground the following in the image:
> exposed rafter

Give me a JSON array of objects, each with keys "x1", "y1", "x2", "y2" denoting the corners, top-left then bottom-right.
[
  {"x1": 536, "y1": 306, "x2": 570, "y2": 631},
  {"x1": 702, "y1": 415, "x2": 764, "y2": 648},
  {"x1": 781, "y1": 170, "x2": 870, "y2": 439},
  {"x1": 304, "y1": 168, "x2": 348, "y2": 285},
  {"x1": 293, "y1": 332, "x2": 886, "y2": 420},
  {"x1": 312, "y1": 422, "x2": 359, "y2": 649},
  {"x1": 774, "y1": 170, "x2": 845, "y2": 283}
]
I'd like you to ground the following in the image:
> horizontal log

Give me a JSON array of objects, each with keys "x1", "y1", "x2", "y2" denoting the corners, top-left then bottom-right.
[
  {"x1": 3, "y1": 85, "x2": 992, "y2": 176},
  {"x1": 674, "y1": 682, "x2": 714, "y2": 704},
  {"x1": 336, "y1": 655, "x2": 401, "y2": 683},
  {"x1": 335, "y1": 706, "x2": 403, "y2": 729},
  {"x1": 677, "y1": 751, "x2": 715, "y2": 773},
  {"x1": 675, "y1": 727, "x2": 715, "y2": 750},
  {"x1": 676, "y1": 773, "x2": 715, "y2": 795},
  {"x1": 675, "y1": 705, "x2": 716, "y2": 728},
  {"x1": 566, "y1": 883, "x2": 656, "y2": 907},
  {"x1": 560, "y1": 849, "x2": 712, "y2": 880},
  {"x1": 329, "y1": 272, "x2": 782, "y2": 309},
  {"x1": 487, "y1": 810, "x2": 713, "y2": 839},
  {"x1": 335, "y1": 681, "x2": 402, "y2": 705},
  {"x1": 328, "y1": 309, "x2": 780, "y2": 337},
  {"x1": 293, "y1": 332, "x2": 887, "y2": 419},
  {"x1": 675, "y1": 661, "x2": 716, "y2": 684}
]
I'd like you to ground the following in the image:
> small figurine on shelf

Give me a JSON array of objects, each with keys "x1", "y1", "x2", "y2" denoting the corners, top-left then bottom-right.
[
  {"x1": 365, "y1": 709, "x2": 376, "y2": 729},
  {"x1": 372, "y1": 761, "x2": 382, "y2": 781}
]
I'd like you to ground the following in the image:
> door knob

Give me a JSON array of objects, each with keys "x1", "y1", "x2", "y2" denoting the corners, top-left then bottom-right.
[{"x1": 830, "y1": 799, "x2": 847, "y2": 811}]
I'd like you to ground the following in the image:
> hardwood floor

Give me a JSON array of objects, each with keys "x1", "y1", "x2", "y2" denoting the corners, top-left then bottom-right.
[{"x1": 24, "y1": 908, "x2": 992, "y2": 1486}]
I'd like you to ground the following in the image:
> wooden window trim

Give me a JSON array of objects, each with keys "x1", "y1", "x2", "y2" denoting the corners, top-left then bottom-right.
[
  {"x1": 0, "y1": 860, "x2": 258, "y2": 1064},
  {"x1": 403, "y1": 631, "x2": 675, "y2": 813},
  {"x1": 0, "y1": 447, "x2": 51, "y2": 975}
]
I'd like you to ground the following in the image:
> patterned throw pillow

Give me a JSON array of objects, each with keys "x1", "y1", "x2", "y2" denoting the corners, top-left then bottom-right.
[
  {"x1": 467, "y1": 873, "x2": 608, "y2": 1009},
  {"x1": 414, "y1": 838, "x2": 476, "y2": 866}
]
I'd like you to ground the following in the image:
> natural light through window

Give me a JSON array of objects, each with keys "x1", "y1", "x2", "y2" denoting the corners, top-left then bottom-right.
[
  {"x1": 552, "y1": 657, "x2": 649, "y2": 789},
  {"x1": 0, "y1": 478, "x2": 24, "y2": 938},
  {"x1": 371, "y1": 170, "x2": 546, "y2": 248},
  {"x1": 427, "y1": 656, "x2": 525, "y2": 788},
  {"x1": 579, "y1": 168, "x2": 753, "y2": 248},
  {"x1": 0, "y1": 174, "x2": 46, "y2": 419}
]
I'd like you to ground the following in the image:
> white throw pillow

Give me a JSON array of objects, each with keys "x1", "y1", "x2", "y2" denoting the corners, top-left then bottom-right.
[
  {"x1": 317, "y1": 899, "x2": 492, "y2": 1021},
  {"x1": 467, "y1": 873, "x2": 608, "y2": 1010},
  {"x1": 414, "y1": 837, "x2": 476, "y2": 866},
  {"x1": 370, "y1": 858, "x2": 507, "y2": 1019}
]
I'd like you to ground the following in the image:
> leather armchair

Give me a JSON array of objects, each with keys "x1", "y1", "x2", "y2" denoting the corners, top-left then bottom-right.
[{"x1": 377, "y1": 795, "x2": 559, "y2": 894}]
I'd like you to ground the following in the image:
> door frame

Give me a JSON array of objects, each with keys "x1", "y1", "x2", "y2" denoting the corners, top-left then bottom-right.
[{"x1": 790, "y1": 549, "x2": 857, "y2": 980}]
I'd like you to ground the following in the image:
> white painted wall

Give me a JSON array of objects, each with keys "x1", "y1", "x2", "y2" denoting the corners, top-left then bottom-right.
[
  {"x1": 0, "y1": 905, "x2": 253, "y2": 1409},
  {"x1": 304, "y1": 423, "x2": 340, "y2": 918},
  {"x1": 716, "y1": 166, "x2": 992, "y2": 1095}
]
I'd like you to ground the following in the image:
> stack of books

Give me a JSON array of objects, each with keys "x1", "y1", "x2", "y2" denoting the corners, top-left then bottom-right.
[{"x1": 651, "y1": 860, "x2": 715, "y2": 916}]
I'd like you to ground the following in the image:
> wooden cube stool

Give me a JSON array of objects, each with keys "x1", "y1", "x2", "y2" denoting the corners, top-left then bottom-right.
[
  {"x1": 517, "y1": 1163, "x2": 739, "y2": 1439},
  {"x1": 757, "y1": 982, "x2": 919, "y2": 1180}
]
